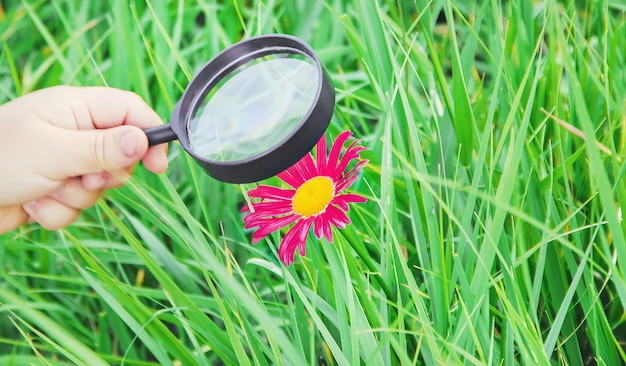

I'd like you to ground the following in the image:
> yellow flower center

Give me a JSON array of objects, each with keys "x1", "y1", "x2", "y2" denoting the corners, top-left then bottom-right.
[{"x1": 292, "y1": 176, "x2": 335, "y2": 218}]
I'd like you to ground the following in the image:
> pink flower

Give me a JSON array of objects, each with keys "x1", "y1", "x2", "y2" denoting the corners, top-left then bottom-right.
[{"x1": 242, "y1": 130, "x2": 368, "y2": 266}]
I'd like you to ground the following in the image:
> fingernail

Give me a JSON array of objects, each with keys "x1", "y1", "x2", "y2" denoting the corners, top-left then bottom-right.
[
  {"x1": 86, "y1": 174, "x2": 108, "y2": 190},
  {"x1": 120, "y1": 131, "x2": 139, "y2": 158},
  {"x1": 24, "y1": 200, "x2": 38, "y2": 215}
]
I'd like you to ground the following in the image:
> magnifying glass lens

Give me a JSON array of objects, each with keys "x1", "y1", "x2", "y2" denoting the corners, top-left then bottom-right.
[
  {"x1": 188, "y1": 53, "x2": 319, "y2": 162},
  {"x1": 144, "y1": 34, "x2": 334, "y2": 183}
]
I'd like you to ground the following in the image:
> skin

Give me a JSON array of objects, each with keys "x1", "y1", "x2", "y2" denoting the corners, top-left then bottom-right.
[{"x1": 0, "y1": 86, "x2": 169, "y2": 233}]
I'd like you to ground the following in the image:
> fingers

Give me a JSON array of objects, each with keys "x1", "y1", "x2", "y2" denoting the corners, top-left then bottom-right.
[
  {"x1": 143, "y1": 145, "x2": 169, "y2": 174},
  {"x1": 71, "y1": 86, "x2": 164, "y2": 131},
  {"x1": 32, "y1": 86, "x2": 163, "y2": 131},
  {"x1": 51, "y1": 177, "x2": 103, "y2": 209},
  {"x1": 0, "y1": 206, "x2": 29, "y2": 234},
  {"x1": 82, "y1": 166, "x2": 134, "y2": 190},
  {"x1": 71, "y1": 87, "x2": 169, "y2": 174},
  {"x1": 52, "y1": 125, "x2": 149, "y2": 178},
  {"x1": 35, "y1": 86, "x2": 168, "y2": 179},
  {"x1": 20, "y1": 177, "x2": 105, "y2": 231},
  {"x1": 0, "y1": 86, "x2": 169, "y2": 234},
  {"x1": 23, "y1": 198, "x2": 81, "y2": 231}
]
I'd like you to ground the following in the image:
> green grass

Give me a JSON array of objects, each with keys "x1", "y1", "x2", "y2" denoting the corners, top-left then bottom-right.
[{"x1": 1, "y1": 0, "x2": 626, "y2": 364}]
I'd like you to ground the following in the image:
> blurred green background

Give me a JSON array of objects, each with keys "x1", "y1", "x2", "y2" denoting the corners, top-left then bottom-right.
[{"x1": 1, "y1": 0, "x2": 626, "y2": 365}]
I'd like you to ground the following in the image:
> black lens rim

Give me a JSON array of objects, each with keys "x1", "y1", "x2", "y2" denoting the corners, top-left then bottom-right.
[{"x1": 171, "y1": 34, "x2": 334, "y2": 184}]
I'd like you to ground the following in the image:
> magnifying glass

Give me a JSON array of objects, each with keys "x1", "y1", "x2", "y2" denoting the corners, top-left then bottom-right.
[{"x1": 144, "y1": 34, "x2": 335, "y2": 184}]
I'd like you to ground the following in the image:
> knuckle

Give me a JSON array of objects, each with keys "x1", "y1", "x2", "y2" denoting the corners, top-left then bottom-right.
[
  {"x1": 90, "y1": 132, "x2": 109, "y2": 170},
  {"x1": 125, "y1": 91, "x2": 145, "y2": 105}
]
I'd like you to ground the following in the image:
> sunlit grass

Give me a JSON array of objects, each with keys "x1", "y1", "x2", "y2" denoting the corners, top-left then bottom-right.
[{"x1": 1, "y1": 0, "x2": 625, "y2": 364}]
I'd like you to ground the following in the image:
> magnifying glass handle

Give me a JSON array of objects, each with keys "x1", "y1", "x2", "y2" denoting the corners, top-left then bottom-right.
[{"x1": 145, "y1": 125, "x2": 178, "y2": 147}]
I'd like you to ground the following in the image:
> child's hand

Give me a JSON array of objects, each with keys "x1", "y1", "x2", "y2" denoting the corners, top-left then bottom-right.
[{"x1": 0, "y1": 86, "x2": 169, "y2": 233}]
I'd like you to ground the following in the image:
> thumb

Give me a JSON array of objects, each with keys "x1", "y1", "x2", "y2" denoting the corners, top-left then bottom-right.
[{"x1": 57, "y1": 125, "x2": 148, "y2": 177}]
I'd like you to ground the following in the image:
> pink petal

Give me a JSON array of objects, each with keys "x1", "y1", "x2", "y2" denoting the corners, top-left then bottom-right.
[
  {"x1": 243, "y1": 200, "x2": 294, "y2": 226},
  {"x1": 331, "y1": 142, "x2": 367, "y2": 180},
  {"x1": 277, "y1": 168, "x2": 302, "y2": 188},
  {"x1": 244, "y1": 211, "x2": 289, "y2": 229},
  {"x1": 297, "y1": 238, "x2": 307, "y2": 258},
  {"x1": 316, "y1": 133, "x2": 327, "y2": 173},
  {"x1": 240, "y1": 129, "x2": 368, "y2": 262},
  {"x1": 314, "y1": 214, "x2": 333, "y2": 242},
  {"x1": 278, "y1": 152, "x2": 317, "y2": 188},
  {"x1": 313, "y1": 214, "x2": 324, "y2": 239},
  {"x1": 243, "y1": 207, "x2": 297, "y2": 229},
  {"x1": 285, "y1": 161, "x2": 308, "y2": 185},
  {"x1": 250, "y1": 214, "x2": 300, "y2": 243},
  {"x1": 278, "y1": 218, "x2": 313, "y2": 266},
  {"x1": 248, "y1": 200, "x2": 293, "y2": 213},
  {"x1": 324, "y1": 131, "x2": 353, "y2": 176},
  {"x1": 243, "y1": 206, "x2": 294, "y2": 226},
  {"x1": 248, "y1": 185, "x2": 295, "y2": 200},
  {"x1": 278, "y1": 156, "x2": 310, "y2": 187},
  {"x1": 300, "y1": 147, "x2": 318, "y2": 174},
  {"x1": 323, "y1": 217, "x2": 333, "y2": 242},
  {"x1": 292, "y1": 153, "x2": 317, "y2": 180},
  {"x1": 336, "y1": 173, "x2": 359, "y2": 193},
  {"x1": 324, "y1": 205, "x2": 351, "y2": 229},
  {"x1": 331, "y1": 194, "x2": 367, "y2": 211},
  {"x1": 336, "y1": 160, "x2": 368, "y2": 193}
]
